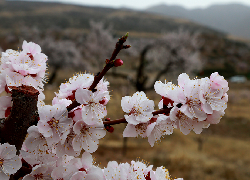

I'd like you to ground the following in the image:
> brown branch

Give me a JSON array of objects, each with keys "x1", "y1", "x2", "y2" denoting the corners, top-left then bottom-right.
[
  {"x1": 103, "y1": 107, "x2": 172, "y2": 126},
  {"x1": 67, "y1": 33, "x2": 130, "y2": 112},
  {"x1": 0, "y1": 85, "x2": 39, "y2": 152},
  {"x1": 89, "y1": 33, "x2": 129, "y2": 91}
]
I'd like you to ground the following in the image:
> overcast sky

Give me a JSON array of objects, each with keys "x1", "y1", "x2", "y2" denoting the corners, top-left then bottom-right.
[{"x1": 43, "y1": 0, "x2": 250, "y2": 9}]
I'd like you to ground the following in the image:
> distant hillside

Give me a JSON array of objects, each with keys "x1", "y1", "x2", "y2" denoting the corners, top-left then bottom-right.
[
  {"x1": 0, "y1": 1, "x2": 225, "y2": 38},
  {"x1": 146, "y1": 3, "x2": 250, "y2": 39},
  {"x1": 0, "y1": 1, "x2": 249, "y2": 79}
]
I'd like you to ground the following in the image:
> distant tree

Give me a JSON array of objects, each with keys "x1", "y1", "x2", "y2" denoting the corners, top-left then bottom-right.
[
  {"x1": 81, "y1": 21, "x2": 116, "y2": 71},
  {"x1": 39, "y1": 37, "x2": 90, "y2": 84},
  {"x1": 18, "y1": 26, "x2": 90, "y2": 85},
  {"x1": 110, "y1": 29, "x2": 204, "y2": 92},
  {"x1": 138, "y1": 29, "x2": 204, "y2": 90}
]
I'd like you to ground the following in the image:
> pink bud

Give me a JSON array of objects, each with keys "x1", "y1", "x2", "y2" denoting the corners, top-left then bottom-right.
[
  {"x1": 99, "y1": 98, "x2": 108, "y2": 105},
  {"x1": 114, "y1": 59, "x2": 123, "y2": 67},
  {"x1": 107, "y1": 126, "x2": 114, "y2": 133}
]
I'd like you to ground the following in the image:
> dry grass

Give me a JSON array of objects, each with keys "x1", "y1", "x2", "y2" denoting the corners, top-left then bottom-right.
[{"x1": 44, "y1": 69, "x2": 250, "y2": 180}]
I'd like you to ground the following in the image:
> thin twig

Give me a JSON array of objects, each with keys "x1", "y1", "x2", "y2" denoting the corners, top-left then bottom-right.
[
  {"x1": 103, "y1": 107, "x2": 172, "y2": 125},
  {"x1": 67, "y1": 33, "x2": 130, "y2": 112}
]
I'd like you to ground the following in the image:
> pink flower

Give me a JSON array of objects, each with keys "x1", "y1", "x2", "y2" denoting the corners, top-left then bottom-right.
[
  {"x1": 22, "y1": 40, "x2": 42, "y2": 55},
  {"x1": 103, "y1": 161, "x2": 132, "y2": 180},
  {"x1": 199, "y1": 77, "x2": 227, "y2": 114},
  {"x1": 210, "y1": 72, "x2": 229, "y2": 93}
]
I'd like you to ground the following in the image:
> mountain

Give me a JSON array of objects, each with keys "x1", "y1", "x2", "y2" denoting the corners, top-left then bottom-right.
[
  {"x1": 0, "y1": 1, "x2": 225, "y2": 38},
  {"x1": 146, "y1": 3, "x2": 250, "y2": 39},
  {"x1": 0, "y1": 1, "x2": 249, "y2": 78}
]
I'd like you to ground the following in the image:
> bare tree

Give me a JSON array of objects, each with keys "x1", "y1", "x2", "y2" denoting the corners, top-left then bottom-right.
[
  {"x1": 40, "y1": 37, "x2": 90, "y2": 84},
  {"x1": 109, "y1": 29, "x2": 205, "y2": 92},
  {"x1": 81, "y1": 21, "x2": 116, "y2": 71}
]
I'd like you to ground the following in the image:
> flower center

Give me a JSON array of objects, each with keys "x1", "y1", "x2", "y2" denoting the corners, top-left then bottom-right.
[
  {"x1": 0, "y1": 159, "x2": 4, "y2": 167},
  {"x1": 47, "y1": 117, "x2": 59, "y2": 130},
  {"x1": 135, "y1": 123, "x2": 147, "y2": 135},
  {"x1": 34, "y1": 173, "x2": 43, "y2": 180},
  {"x1": 129, "y1": 107, "x2": 141, "y2": 116},
  {"x1": 80, "y1": 126, "x2": 89, "y2": 135}
]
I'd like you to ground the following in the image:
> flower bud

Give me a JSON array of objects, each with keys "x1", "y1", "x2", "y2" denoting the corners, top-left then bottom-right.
[{"x1": 114, "y1": 59, "x2": 123, "y2": 67}]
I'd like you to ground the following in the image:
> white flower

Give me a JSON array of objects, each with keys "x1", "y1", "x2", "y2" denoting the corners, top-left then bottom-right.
[
  {"x1": 0, "y1": 143, "x2": 22, "y2": 180},
  {"x1": 72, "y1": 120, "x2": 106, "y2": 153},
  {"x1": 37, "y1": 104, "x2": 73, "y2": 145},
  {"x1": 178, "y1": 74, "x2": 207, "y2": 121},
  {"x1": 123, "y1": 115, "x2": 174, "y2": 147},
  {"x1": 146, "y1": 115, "x2": 174, "y2": 147},
  {"x1": 154, "y1": 80, "x2": 176, "y2": 98},
  {"x1": 56, "y1": 129, "x2": 80, "y2": 157},
  {"x1": 121, "y1": 91, "x2": 154, "y2": 125},
  {"x1": 103, "y1": 161, "x2": 131, "y2": 180},
  {"x1": 55, "y1": 73, "x2": 94, "y2": 100},
  {"x1": 51, "y1": 165, "x2": 78, "y2": 180},
  {"x1": 170, "y1": 106, "x2": 205, "y2": 135},
  {"x1": 0, "y1": 96, "x2": 12, "y2": 118},
  {"x1": 24, "y1": 125, "x2": 50, "y2": 154},
  {"x1": 22, "y1": 164, "x2": 53, "y2": 180},
  {"x1": 150, "y1": 166, "x2": 170, "y2": 180},
  {"x1": 69, "y1": 152, "x2": 104, "y2": 180},
  {"x1": 75, "y1": 88, "x2": 108, "y2": 125}
]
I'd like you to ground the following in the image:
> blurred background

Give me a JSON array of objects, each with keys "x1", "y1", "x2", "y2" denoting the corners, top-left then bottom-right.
[{"x1": 0, "y1": 0, "x2": 249, "y2": 179}]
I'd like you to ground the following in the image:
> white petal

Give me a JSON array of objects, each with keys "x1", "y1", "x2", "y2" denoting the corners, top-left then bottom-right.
[{"x1": 123, "y1": 124, "x2": 138, "y2": 137}]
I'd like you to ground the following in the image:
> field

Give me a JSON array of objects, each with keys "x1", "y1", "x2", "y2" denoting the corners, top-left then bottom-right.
[{"x1": 44, "y1": 68, "x2": 250, "y2": 180}]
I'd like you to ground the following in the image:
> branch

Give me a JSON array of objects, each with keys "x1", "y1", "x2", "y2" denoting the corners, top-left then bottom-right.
[
  {"x1": 67, "y1": 33, "x2": 130, "y2": 112},
  {"x1": 103, "y1": 107, "x2": 172, "y2": 126},
  {"x1": 89, "y1": 33, "x2": 130, "y2": 91},
  {"x1": 0, "y1": 85, "x2": 39, "y2": 153}
]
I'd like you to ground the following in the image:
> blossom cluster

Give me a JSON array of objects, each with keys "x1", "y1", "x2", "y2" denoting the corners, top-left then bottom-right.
[
  {"x1": 0, "y1": 40, "x2": 229, "y2": 179},
  {"x1": 19, "y1": 73, "x2": 110, "y2": 176},
  {"x1": 0, "y1": 41, "x2": 48, "y2": 118},
  {"x1": 0, "y1": 144, "x2": 181, "y2": 180},
  {"x1": 122, "y1": 73, "x2": 228, "y2": 146},
  {"x1": 104, "y1": 160, "x2": 183, "y2": 180}
]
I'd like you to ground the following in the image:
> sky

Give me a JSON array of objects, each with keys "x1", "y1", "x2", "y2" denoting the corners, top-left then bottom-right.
[{"x1": 37, "y1": 0, "x2": 250, "y2": 9}]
